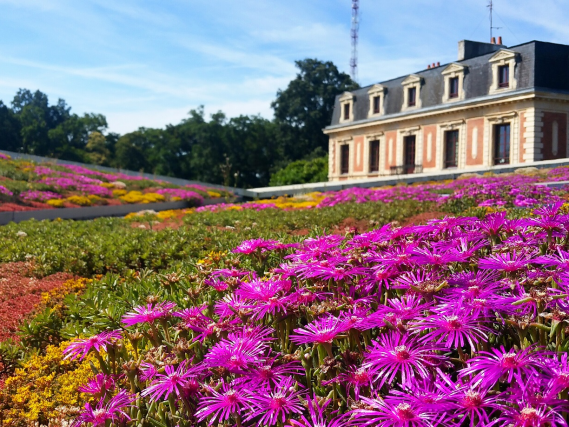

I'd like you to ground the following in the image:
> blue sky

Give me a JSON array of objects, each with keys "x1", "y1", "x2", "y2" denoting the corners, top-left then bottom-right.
[{"x1": 0, "y1": 0, "x2": 568, "y2": 134}]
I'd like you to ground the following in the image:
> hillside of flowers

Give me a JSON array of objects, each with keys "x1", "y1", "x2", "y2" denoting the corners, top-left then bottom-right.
[
  {"x1": 0, "y1": 153, "x2": 230, "y2": 211},
  {"x1": 1, "y1": 167, "x2": 569, "y2": 426}
]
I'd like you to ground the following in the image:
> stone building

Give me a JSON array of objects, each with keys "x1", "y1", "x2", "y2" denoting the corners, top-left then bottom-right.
[{"x1": 325, "y1": 39, "x2": 569, "y2": 181}]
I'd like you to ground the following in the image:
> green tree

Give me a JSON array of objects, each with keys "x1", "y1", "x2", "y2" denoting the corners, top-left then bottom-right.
[
  {"x1": 85, "y1": 131, "x2": 111, "y2": 165},
  {"x1": 0, "y1": 101, "x2": 21, "y2": 151},
  {"x1": 271, "y1": 59, "x2": 358, "y2": 161},
  {"x1": 269, "y1": 156, "x2": 328, "y2": 186}
]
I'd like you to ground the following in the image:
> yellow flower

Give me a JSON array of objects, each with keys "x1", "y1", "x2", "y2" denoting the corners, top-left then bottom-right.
[
  {"x1": 120, "y1": 191, "x2": 165, "y2": 204},
  {"x1": 207, "y1": 191, "x2": 221, "y2": 198},
  {"x1": 66, "y1": 195, "x2": 92, "y2": 206},
  {"x1": 0, "y1": 340, "x2": 97, "y2": 424},
  {"x1": 113, "y1": 189, "x2": 127, "y2": 197},
  {"x1": 46, "y1": 199, "x2": 65, "y2": 208}
]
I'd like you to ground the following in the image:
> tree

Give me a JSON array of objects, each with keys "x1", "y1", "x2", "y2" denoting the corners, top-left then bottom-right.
[
  {"x1": 0, "y1": 101, "x2": 21, "y2": 151},
  {"x1": 85, "y1": 131, "x2": 111, "y2": 165},
  {"x1": 269, "y1": 156, "x2": 328, "y2": 186},
  {"x1": 271, "y1": 59, "x2": 358, "y2": 161}
]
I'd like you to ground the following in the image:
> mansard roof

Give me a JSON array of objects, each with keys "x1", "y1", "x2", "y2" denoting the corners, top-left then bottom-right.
[{"x1": 328, "y1": 40, "x2": 569, "y2": 129}]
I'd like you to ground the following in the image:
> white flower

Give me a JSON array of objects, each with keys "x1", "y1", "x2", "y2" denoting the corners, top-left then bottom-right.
[{"x1": 16, "y1": 231, "x2": 27, "y2": 237}]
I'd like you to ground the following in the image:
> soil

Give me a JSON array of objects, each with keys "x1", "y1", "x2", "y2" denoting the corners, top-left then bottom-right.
[
  {"x1": 331, "y1": 217, "x2": 371, "y2": 235},
  {"x1": 130, "y1": 217, "x2": 185, "y2": 231}
]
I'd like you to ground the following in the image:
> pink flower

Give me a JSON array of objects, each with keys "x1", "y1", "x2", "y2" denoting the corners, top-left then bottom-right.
[
  {"x1": 122, "y1": 301, "x2": 176, "y2": 326},
  {"x1": 64, "y1": 330, "x2": 122, "y2": 360},
  {"x1": 141, "y1": 360, "x2": 200, "y2": 401}
]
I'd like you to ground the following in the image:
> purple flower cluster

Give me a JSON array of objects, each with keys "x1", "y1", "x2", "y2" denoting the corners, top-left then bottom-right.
[
  {"x1": 69, "y1": 202, "x2": 569, "y2": 426},
  {"x1": 155, "y1": 188, "x2": 205, "y2": 204},
  {"x1": 0, "y1": 185, "x2": 13, "y2": 196},
  {"x1": 19, "y1": 190, "x2": 62, "y2": 201}
]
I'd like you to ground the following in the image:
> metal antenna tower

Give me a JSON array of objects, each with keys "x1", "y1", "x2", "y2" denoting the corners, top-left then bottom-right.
[
  {"x1": 350, "y1": 0, "x2": 359, "y2": 82},
  {"x1": 487, "y1": 0, "x2": 502, "y2": 42}
]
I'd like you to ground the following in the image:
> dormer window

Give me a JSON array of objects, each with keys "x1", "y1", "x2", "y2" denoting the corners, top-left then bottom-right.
[
  {"x1": 372, "y1": 96, "x2": 380, "y2": 114},
  {"x1": 367, "y1": 84, "x2": 385, "y2": 117},
  {"x1": 489, "y1": 49, "x2": 518, "y2": 94},
  {"x1": 401, "y1": 75, "x2": 422, "y2": 111},
  {"x1": 498, "y1": 65, "x2": 509, "y2": 87},
  {"x1": 339, "y1": 92, "x2": 354, "y2": 123},
  {"x1": 408, "y1": 87, "x2": 416, "y2": 106},
  {"x1": 442, "y1": 63, "x2": 466, "y2": 103},
  {"x1": 343, "y1": 103, "x2": 350, "y2": 120},
  {"x1": 449, "y1": 77, "x2": 459, "y2": 98}
]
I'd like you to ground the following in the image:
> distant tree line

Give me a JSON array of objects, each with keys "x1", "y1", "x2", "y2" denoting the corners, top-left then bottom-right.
[{"x1": 0, "y1": 59, "x2": 358, "y2": 188}]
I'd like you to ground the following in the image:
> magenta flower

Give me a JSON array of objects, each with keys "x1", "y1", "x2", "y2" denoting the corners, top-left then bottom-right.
[
  {"x1": 363, "y1": 332, "x2": 445, "y2": 387},
  {"x1": 289, "y1": 394, "x2": 346, "y2": 427},
  {"x1": 478, "y1": 251, "x2": 533, "y2": 272},
  {"x1": 195, "y1": 380, "x2": 253, "y2": 425},
  {"x1": 78, "y1": 373, "x2": 115, "y2": 396},
  {"x1": 72, "y1": 389, "x2": 135, "y2": 427},
  {"x1": 243, "y1": 356, "x2": 304, "y2": 387},
  {"x1": 64, "y1": 330, "x2": 122, "y2": 360},
  {"x1": 247, "y1": 377, "x2": 304, "y2": 426},
  {"x1": 141, "y1": 360, "x2": 200, "y2": 401},
  {"x1": 347, "y1": 396, "x2": 444, "y2": 427},
  {"x1": 122, "y1": 301, "x2": 176, "y2": 326},
  {"x1": 459, "y1": 346, "x2": 544, "y2": 388},
  {"x1": 290, "y1": 315, "x2": 348, "y2": 345},
  {"x1": 204, "y1": 327, "x2": 271, "y2": 371},
  {"x1": 233, "y1": 238, "x2": 279, "y2": 254},
  {"x1": 411, "y1": 304, "x2": 490, "y2": 349}
]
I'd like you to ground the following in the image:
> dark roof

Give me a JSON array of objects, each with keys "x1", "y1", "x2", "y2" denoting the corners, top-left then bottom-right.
[{"x1": 329, "y1": 41, "x2": 569, "y2": 127}]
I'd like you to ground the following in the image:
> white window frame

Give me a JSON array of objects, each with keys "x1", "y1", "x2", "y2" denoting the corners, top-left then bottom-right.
[
  {"x1": 442, "y1": 63, "x2": 466, "y2": 103},
  {"x1": 486, "y1": 111, "x2": 518, "y2": 166},
  {"x1": 488, "y1": 49, "x2": 518, "y2": 94},
  {"x1": 401, "y1": 75, "x2": 423, "y2": 111},
  {"x1": 339, "y1": 92, "x2": 355, "y2": 123},
  {"x1": 367, "y1": 84, "x2": 385, "y2": 117}
]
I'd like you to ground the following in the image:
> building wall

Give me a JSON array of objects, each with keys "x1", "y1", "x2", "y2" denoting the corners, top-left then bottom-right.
[
  {"x1": 422, "y1": 125, "x2": 437, "y2": 169},
  {"x1": 466, "y1": 118, "x2": 484, "y2": 166},
  {"x1": 326, "y1": 96, "x2": 558, "y2": 181}
]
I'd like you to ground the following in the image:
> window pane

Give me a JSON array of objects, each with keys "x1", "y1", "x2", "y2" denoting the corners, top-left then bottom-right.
[
  {"x1": 369, "y1": 140, "x2": 380, "y2": 172},
  {"x1": 449, "y1": 77, "x2": 459, "y2": 98},
  {"x1": 408, "y1": 88, "x2": 416, "y2": 106},
  {"x1": 499, "y1": 65, "x2": 509, "y2": 88},
  {"x1": 341, "y1": 145, "x2": 350, "y2": 174},
  {"x1": 343, "y1": 103, "x2": 350, "y2": 120},
  {"x1": 444, "y1": 130, "x2": 459, "y2": 168},
  {"x1": 404, "y1": 136, "x2": 416, "y2": 173},
  {"x1": 373, "y1": 96, "x2": 380, "y2": 114},
  {"x1": 494, "y1": 124, "x2": 510, "y2": 164}
]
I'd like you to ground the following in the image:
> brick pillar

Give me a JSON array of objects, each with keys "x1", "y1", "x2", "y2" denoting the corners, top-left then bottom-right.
[{"x1": 522, "y1": 108, "x2": 544, "y2": 162}]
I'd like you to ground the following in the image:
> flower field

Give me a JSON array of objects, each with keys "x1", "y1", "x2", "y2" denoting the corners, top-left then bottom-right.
[
  {"x1": 2, "y1": 167, "x2": 569, "y2": 426},
  {"x1": 0, "y1": 154, "x2": 229, "y2": 211}
]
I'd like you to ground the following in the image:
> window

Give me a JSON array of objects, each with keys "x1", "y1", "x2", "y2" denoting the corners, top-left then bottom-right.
[
  {"x1": 403, "y1": 135, "x2": 416, "y2": 174},
  {"x1": 369, "y1": 140, "x2": 380, "y2": 172},
  {"x1": 343, "y1": 103, "x2": 350, "y2": 121},
  {"x1": 494, "y1": 124, "x2": 510, "y2": 165},
  {"x1": 340, "y1": 145, "x2": 350, "y2": 174},
  {"x1": 449, "y1": 77, "x2": 459, "y2": 98},
  {"x1": 498, "y1": 65, "x2": 509, "y2": 88},
  {"x1": 444, "y1": 130, "x2": 459, "y2": 168},
  {"x1": 372, "y1": 96, "x2": 380, "y2": 114},
  {"x1": 408, "y1": 87, "x2": 416, "y2": 107}
]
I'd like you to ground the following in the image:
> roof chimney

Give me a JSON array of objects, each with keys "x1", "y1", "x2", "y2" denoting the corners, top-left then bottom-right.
[
  {"x1": 436, "y1": 62, "x2": 440, "y2": 67},
  {"x1": 427, "y1": 64, "x2": 431, "y2": 69},
  {"x1": 491, "y1": 37, "x2": 496, "y2": 44},
  {"x1": 497, "y1": 36, "x2": 503, "y2": 45},
  {"x1": 458, "y1": 40, "x2": 501, "y2": 61},
  {"x1": 432, "y1": 62, "x2": 436, "y2": 68}
]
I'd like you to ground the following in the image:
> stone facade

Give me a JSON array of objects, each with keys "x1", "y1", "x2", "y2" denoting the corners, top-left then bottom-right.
[{"x1": 325, "y1": 40, "x2": 569, "y2": 181}]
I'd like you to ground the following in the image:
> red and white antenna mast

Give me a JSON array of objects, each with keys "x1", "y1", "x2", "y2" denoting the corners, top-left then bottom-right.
[{"x1": 350, "y1": 0, "x2": 359, "y2": 82}]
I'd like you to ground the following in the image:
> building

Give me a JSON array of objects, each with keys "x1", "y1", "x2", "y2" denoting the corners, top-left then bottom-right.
[{"x1": 324, "y1": 39, "x2": 569, "y2": 182}]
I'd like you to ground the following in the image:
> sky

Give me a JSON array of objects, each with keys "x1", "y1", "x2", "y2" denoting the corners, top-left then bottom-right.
[{"x1": 0, "y1": 0, "x2": 568, "y2": 135}]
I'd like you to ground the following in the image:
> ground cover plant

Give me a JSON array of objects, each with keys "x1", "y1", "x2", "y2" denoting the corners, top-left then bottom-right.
[
  {"x1": 0, "y1": 154, "x2": 230, "y2": 211},
  {"x1": 4, "y1": 202, "x2": 569, "y2": 426},
  {"x1": 1, "y1": 169, "x2": 569, "y2": 426}
]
